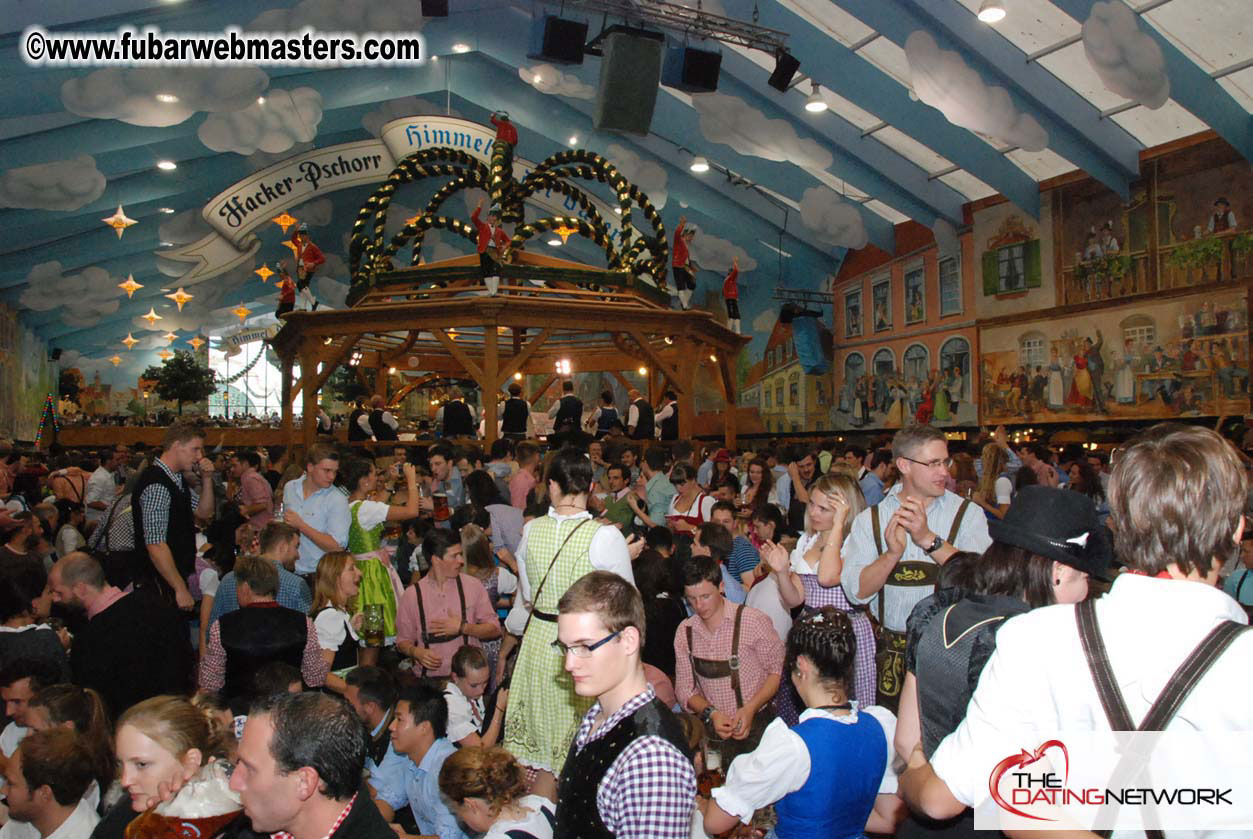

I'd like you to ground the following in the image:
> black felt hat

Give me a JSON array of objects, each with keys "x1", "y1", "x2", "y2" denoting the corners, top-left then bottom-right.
[{"x1": 988, "y1": 486, "x2": 1112, "y2": 580}]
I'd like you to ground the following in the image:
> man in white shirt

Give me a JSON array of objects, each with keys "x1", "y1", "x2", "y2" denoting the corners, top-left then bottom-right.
[
  {"x1": 82, "y1": 448, "x2": 123, "y2": 531},
  {"x1": 840, "y1": 425, "x2": 991, "y2": 712},
  {"x1": 0, "y1": 730, "x2": 99, "y2": 839},
  {"x1": 0, "y1": 661, "x2": 60, "y2": 773},
  {"x1": 280, "y1": 444, "x2": 350, "y2": 576},
  {"x1": 901, "y1": 424, "x2": 1253, "y2": 836}
]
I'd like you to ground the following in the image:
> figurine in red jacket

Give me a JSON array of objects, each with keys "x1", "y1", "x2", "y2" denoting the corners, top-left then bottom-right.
[
  {"x1": 291, "y1": 223, "x2": 325, "y2": 310},
  {"x1": 722, "y1": 256, "x2": 741, "y2": 334},
  {"x1": 472, "y1": 199, "x2": 510, "y2": 296},
  {"x1": 672, "y1": 215, "x2": 697, "y2": 310}
]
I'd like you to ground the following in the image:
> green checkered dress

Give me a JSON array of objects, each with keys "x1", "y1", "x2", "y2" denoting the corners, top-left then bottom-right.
[{"x1": 502, "y1": 513, "x2": 602, "y2": 773}]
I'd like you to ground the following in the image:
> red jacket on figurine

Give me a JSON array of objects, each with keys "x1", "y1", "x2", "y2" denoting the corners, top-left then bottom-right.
[
  {"x1": 291, "y1": 228, "x2": 325, "y2": 278},
  {"x1": 471, "y1": 205, "x2": 510, "y2": 254},
  {"x1": 491, "y1": 112, "x2": 518, "y2": 145},
  {"x1": 722, "y1": 264, "x2": 739, "y2": 300}
]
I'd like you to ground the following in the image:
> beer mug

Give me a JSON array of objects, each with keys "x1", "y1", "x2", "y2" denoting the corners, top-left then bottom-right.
[
  {"x1": 433, "y1": 491, "x2": 450, "y2": 521},
  {"x1": 362, "y1": 604, "x2": 385, "y2": 648}
]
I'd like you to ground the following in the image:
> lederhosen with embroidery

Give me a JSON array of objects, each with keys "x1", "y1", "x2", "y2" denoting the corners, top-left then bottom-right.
[
  {"x1": 686, "y1": 604, "x2": 776, "y2": 766},
  {"x1": 1076, "y1": 599, "x2": 1248, "y2": 839},
  {"x1": 870, "y1": 499, "x2": 969, "y2": 712},
  {"x1": 414, "y1": 576, "x2": 466, "y2": 679}
]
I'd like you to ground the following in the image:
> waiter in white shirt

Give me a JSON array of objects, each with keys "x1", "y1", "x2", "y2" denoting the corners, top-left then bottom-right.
[{"x1": 840, "y1": 425, "x2": 991, "y2": 712}]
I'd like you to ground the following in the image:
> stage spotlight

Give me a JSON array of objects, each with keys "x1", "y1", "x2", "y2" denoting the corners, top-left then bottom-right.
[
  {"x1": 978, "y1": 0, "x2": 1006, "y2": 23},
  {"x1": 767, "y1": 50, "x2": 801, "y2": 92},
  {"x1": 690, "y1": 156, "x2": 710, "y2": 173},
  {"x1": 805, "y1": 81, "x2": 827, "y2": 113}
]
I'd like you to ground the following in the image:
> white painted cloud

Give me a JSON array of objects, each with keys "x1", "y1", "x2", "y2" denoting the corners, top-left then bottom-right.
[
  {"x1": 198, "y1": 88, "x2": 322, "y2": 155},
  {"x1": 0, "y1": 156, "x2": 106, "y2": 211},
  {"x1": 799, "y1": 187, "x2": 868, "y2": 250},
  {"x1": 423, "y1": 229, "x2": 467, "y2": 262},
  {"x1": 691, "y1": 92, "x2": 834, "y2": 171},
  {"x1": 315, "y1": 276, "x2": 349, "y2": 308},
  {"x1": 606, "y1": 144, "x2": 668, "y2": 210},
  {"x1": 905, "y1": 31, "x2": 1048, "y2": 152},
  {"x1": 20, "y1": 262, "x2": 121, "y2": 328},
  {"x1": 248, "y1": 0, "x2": 426, "y2": 33},
  {"x1": 62, "y1": 67, "x2": 268, "y2": 128},
  {"x1": 292, "y1": 198, "x2": 333, "y2": 228},
  {"x1": 684, "y1": 226, "x2": 758, "y2": 274},
  {"x1": 362, "y1": 96, "x2": 459, "y2": 138},
  {"x1": 521, "y1": 64, "x2": 596, "y2": 100},
  {"x1": 751, "y1": 309, "x2": 777, "y2": 335},
  {"x1": 158, "y1": 210, "x2": 212, "y2": 245},
  {"x1": 245, "y1": 142, "x2": 315, "y2": 172},
  {"x1": 318, "y1": 253, "x2": 349, "y2": 280},
  {"x1": 1082, "y1": 0, "x2": 1169, "y2": 110}
]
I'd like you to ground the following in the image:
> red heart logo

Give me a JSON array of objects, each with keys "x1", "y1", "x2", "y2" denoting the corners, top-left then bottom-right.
[{"x1": 987, "y1": 739, "x2": 1070, "y2": 821}]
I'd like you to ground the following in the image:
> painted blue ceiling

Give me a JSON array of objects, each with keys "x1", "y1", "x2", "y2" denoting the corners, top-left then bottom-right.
[{"x1": 0, "y1": 0, "x2": 1249, "y2": 384}]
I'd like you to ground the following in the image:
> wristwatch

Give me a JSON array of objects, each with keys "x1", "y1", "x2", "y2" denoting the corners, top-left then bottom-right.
[
  {"x1": 700, "y1": 705, "x2": 715, "y2": 725},
  {"x1": 923, "y1": 534, "x2": 944, "y2": 554}
]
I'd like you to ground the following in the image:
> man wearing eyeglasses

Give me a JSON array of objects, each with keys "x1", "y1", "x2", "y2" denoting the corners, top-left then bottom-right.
[
  {"x1": 840, "y1": 424, "x2": 991, "y2": 713},
  {"x1": 554, "y1": 571, "x2": 696, "y2": 839}
]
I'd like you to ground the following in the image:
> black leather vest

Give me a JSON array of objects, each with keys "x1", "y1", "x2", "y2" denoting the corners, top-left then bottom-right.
[
  {"x1": 369, "y1": 409, "x2": 398, "y2": 441},
  {"x1": 659, "y1": 401, "x2": 679, "y2": 440},
  {"x1": 219, "y1": 603, "x2": 308, "y2": 708},
  {"x1": 554, "y1": 395, "x2": 583, "y2": 431},
  {"x1": 502, "y1": 397, "x2": 530, "y2": 433},
  {"x1": 630, "y1": 400, "x2": 654, "y2": 440},
  {"x1": 442, "y1": 400, "x2": 474, "y2": 437},
  {"x1": 131, "y1": 464, "x2": 196, "y2": 581},
  {"x1": 348, "y1": 408, "x2": 370, "y2": 441}
]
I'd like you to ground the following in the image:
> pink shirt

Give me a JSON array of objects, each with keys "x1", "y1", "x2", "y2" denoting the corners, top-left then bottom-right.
[
  {"x1": 87, "y1": 586, "x2": 127, "y2": 620},
  {"x1": 237, "y1": 470, "x2": 274, "y2": 528},
  {"x1": 509, "y1": 469, "x2": 537, "y2": 509},
  {"x1": 395, "y1": 572, "x2": 497, "y2": 677},
  {"x1": 674, "y1": 602, "x2": 783, "y2": 715}
]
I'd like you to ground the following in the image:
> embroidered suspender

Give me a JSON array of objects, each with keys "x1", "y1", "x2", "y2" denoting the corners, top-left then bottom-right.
[{"x1": 686, "y1": 605, "x2": 747, "y2": 708}]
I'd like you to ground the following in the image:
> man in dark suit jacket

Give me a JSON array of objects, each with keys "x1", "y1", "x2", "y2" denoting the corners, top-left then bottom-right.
[{"x1": 232, "y1": 692, "x2": 395, "y2": 839}]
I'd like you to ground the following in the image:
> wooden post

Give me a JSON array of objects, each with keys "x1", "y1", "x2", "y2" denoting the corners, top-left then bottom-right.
[
  {"x1": 280, "y1": 355, "x2": 294, "y2": 450},
  {"x1": 300, "y1": 340, "x2": 318, "y2": 455},
  {"x1": 718, "y1": 354, "x2": 738, "y2": 449},
  {"x1": 483, "y1": 326, "x2": 499, "y2": 444},
  {"x1": 374, "y1": 365, "x2": 389, "y2": 401},
  {"x1": 676, "y1": 341, "x2": 698, "y2": 441}
]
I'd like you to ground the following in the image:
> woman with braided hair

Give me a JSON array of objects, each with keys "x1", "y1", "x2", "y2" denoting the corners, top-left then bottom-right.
[{"x1": 700, "y1": 607, "x2": 902, "y2": 839}]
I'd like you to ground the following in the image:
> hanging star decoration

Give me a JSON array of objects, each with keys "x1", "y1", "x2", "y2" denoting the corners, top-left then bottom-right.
[
  {"x1": 142, "y1": 308, "x2": 163, "y2": 327},
  {"x1": 552, "y1": 221, "x2": 579, "y2": 243},
  {"x1": 165, "y1": 287, "x2": 193, "y2": 310},
  {"x1": 162, "y1": 331, "x2": 178, "y2": 343},
  {"x1": 109, "y1": 355, "x2": 122, "y2": 367},
  {"x1": 187, "y1": 336, "x2": 205, "y2": 351},
  {"x1": 121, "y1": 333, "x2": 139, "y2": 350},
  {"x1": 118, "y1": 275, "x2": 143, "y2": 298},
  {"x1": 272, "y1": 212, "x2": 298, "y2": 234},
  {"x1": 254, "y1": 264, "x2": 275, "y2": 283},
  {"x1": 102, "y1": 205, "x2": 137, "y2": 239},
  {"x1": 405, "y1": 213, "x2": 423, "y2": 226},
  {"x1": 232, "y1": 302, "x2": 252, "y2": 322},
  {"x1": 281, "y1": 239, "x2": 301, "y2": 260},
  {"x1": 157, "y1": 349, "x2": 173, "y2": 360}
]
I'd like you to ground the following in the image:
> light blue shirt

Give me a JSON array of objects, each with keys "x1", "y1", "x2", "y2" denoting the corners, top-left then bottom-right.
[
  {"x1": 403, "y1": 738, "x2": 467, "y2": 839},
  {"x1": 721, "y1": 564, "x2": 746, "y2": 604},
  {"x1": 282, "y1": 476, "x2": 351, "y2": 575},
  {"x1": 1224, "y1": 568, "x2": 1253, "y2": 606},
  {"x1": 696, "y1": 458, "x2": 715, "y2": 488},
  {"x1": 775, "y1": 470, "x2": 792, "y2": 511},
  {"x1": 644, "y1": 471, "x2": 677, "y2": 526},
  {"x1": 433, "y1": 470, "x2": 465, "y2": 528},
  {"x1": 859, "y1": 471, "x2": 886, "y2": 507},
  {"x1": 366, "y1": 717, "x2": 412, "y2": 812}
]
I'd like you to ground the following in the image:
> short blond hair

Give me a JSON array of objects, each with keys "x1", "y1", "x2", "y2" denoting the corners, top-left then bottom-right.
[
  {"x1": 558, "y1": 571, "x2": 645, "y2": 642},
  {"x1": 1108, "y1": 423, "x2": 1246, "y2": 576}
]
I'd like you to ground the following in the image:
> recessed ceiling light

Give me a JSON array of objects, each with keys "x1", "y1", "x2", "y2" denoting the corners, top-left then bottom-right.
[
  {"x1": 614, "y1": 207, "x2": 622, "y2": 215},
  {"x1": 977, "y1": 0, "x2": 1006, "y2": 23},
  {"x1": 430, "y1": 55, "x2": 439, "y2": 62},
  {"x1": 451, "y1": 43, "x2": 470, "y2": 53},
  {"x1": 155, "y1": 93, "x2": 179, "y2": 103},
  {"x1": 805, "y1": 81, "x2": 828, "y2": 113},
  {"x1": 159, "y1": 241, "x2": 173, "y2": 247},
  {"x1": 568, "y1": 135, "x2": 578, "y2": 145},
  {"x1": 257, "y1": 96, "x2": 266, "y2": 105},
  {"x1": 158, "y1": 207, "x2": 175, "y2": 214},
  {"x1": 690, "y1": 156, "x2": 710, "y2": 173},
  {"x1": 156, "y1": 160, "x2": 177, "y2": 171},
  {"x1": 547, "y1": 237, "x2": 562, "y2": 247},
  {"x1": 533, "y1": 73, "x2": 543, "y2": 83}
]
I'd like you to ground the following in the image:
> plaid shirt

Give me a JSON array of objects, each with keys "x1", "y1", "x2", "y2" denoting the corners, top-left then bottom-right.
[
  {"x1": 273, "y1": 792, "x2": 355, "y2": 839},
  {"x1": 208, "y1": 562, "x2": 312, "y2": 627},
  {"x1": 573, "y1": 686, "x2": 696, "y2": 839},
  {"x1": 88, "y1": 493, "x2": 135, "y2": 553},
  {"x1": 138, "y1": 459, "x2": 201, "y2": 545},
  {"x1": 198, "y1": 604, "x2": 329, "y2": 692},
  {"x1": 674, "y1": 603, "x2": 783, "y2": 716}
]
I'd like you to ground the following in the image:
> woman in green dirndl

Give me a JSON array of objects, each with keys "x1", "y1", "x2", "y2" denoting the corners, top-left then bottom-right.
[
  {"x1": 341, "y1": 457, "x2": 421, "y2": 661},
  {"x1": 501, "y1": 447, "x2": 636, "y2": 794}
]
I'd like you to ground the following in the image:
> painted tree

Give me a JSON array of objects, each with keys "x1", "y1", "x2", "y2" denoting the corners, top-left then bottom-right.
[
  {"x1": 141, "y1": 351, "x2": 218, "y2": 415},
  {"x1": 324, "y1": 364, "x2": 370, "y2": 406}
]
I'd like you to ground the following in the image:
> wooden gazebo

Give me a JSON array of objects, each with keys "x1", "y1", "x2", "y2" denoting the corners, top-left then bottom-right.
[{"x1": 271, "y1": 251, "x2": 748, "y2": 451}]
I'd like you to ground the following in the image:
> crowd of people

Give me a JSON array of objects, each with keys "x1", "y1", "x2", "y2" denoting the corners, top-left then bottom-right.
[{"x1": 0, "y1": 414, "x2": 1250, "y2": 839}]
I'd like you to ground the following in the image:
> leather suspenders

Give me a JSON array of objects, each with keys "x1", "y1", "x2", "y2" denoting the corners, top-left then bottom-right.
[
  {"x1": 414, "y1": 575, "x2": 467, "y2": 677},
  {"x1": 687, "y1": 605, "x2": 747, "y2": 708}
]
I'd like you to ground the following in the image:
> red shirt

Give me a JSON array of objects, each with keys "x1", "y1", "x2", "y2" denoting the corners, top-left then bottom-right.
[
  {"x1": 471, "y1": 206, "x2": 510, "y2": 254},
  {"x1": 722, "y1": 265, "x2": 739, "y2": 299},
  {"x1": 672, "y1": 220, "x2": 689, "y2": 268},
  {"x1": 491, "y1": 113, "x2": 518, "y2": 145},
  {"x1": 291, "y1": 234, "x2": 325, "y2": 273},
  {"x1": 278, "y1": 278, "x2": 296, "y2": 303}
]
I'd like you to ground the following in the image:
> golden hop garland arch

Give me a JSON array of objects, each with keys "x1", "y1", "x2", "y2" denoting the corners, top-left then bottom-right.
[{"x1": 347, "y1": 135, "x2": 669, "y2": 289}]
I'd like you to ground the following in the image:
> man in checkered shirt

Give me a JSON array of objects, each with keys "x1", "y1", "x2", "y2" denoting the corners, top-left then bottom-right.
[{"x1": 553, "y1": 571, "x2": 696, "y2": 839}]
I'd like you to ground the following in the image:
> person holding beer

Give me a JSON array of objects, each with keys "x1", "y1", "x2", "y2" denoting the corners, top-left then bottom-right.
[{"x1": 395, "y1": 529, "x2": 501, "y2": 679}]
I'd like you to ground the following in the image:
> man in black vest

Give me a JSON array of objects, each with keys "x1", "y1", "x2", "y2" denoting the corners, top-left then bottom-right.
[
  {"x1": 441, "y1": 388, "x2": 476, "y2": 439},
  {"x1": 549, "y1": 380, "x2": 583, "y2": 435},
  {"x1": 656, "y1": 390, "x2": 679, "y2": 441},
  {"x1": 500, "y1": 382, "x2": 532, "y2": 440},
  {"x1": 368, "y1": 395, "x2": 400, "y2": 441},
  {"x1": 199, "y1": 555, "x2": 327, "y2": 711},
  {"x1": 131, "y1": 423, "x2": 215, "y2": 610},
  {"x1": 625, "y1": 389, "x2": 654, "y2": 441},
  {"x1": 348, "y1": 399, "x2": 371, "y2": 442},
  {"x1": 554, "y1": 571, "x2": 695, "y2": 839}
]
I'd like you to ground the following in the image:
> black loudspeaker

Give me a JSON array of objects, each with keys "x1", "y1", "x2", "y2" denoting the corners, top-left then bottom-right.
[
  {"x1": 529, "y1": 15, "x2": 588, "y2": 65},
  {"x1": 594, "y1": 30, "x2": 663, "y2": 135},
  {"x1": 50, "y1": 348, "x2": 62, "y2": 361},
  {"x1": 662, "y1": 45, "x2": 721, "y2": 93},
  {"x1": 768, "y1": 51, "x2": 801, "y2": 92},
  {"x1": 420, "y1": 0, "x2": 448, "y2": 16}
]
